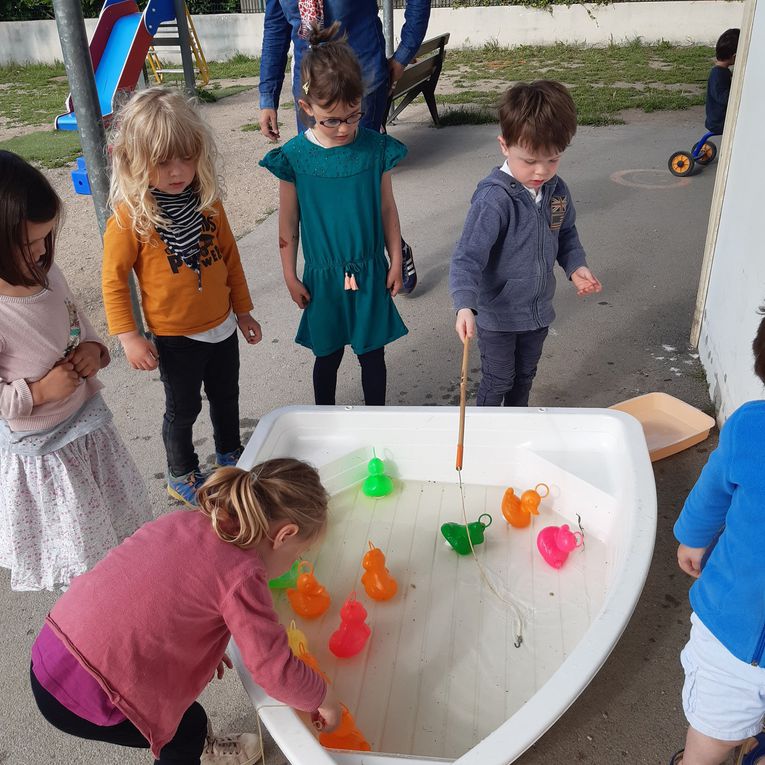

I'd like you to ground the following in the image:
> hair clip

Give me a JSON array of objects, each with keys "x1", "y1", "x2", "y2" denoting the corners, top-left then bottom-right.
[{"x1": 302, "y1": 81, "x2": 310, "y2": 95}]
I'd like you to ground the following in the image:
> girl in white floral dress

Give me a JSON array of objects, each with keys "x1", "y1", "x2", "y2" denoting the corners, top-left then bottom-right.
[{"x1": 0, "y1": 151, "x2": 152, "y2": 591}]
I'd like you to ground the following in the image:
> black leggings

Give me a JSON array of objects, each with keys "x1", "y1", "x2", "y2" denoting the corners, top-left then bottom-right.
[
  {"x1": 313, "y1": 346, "x2": 386, "y2": 406},
  {"x1": 30, "y1": 666, "x2": 208, "y2": 764}
]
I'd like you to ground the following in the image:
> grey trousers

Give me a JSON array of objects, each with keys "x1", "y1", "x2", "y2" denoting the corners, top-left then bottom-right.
[{"x1": 476, "y1": 325, "x2": 549, "y2": 406}]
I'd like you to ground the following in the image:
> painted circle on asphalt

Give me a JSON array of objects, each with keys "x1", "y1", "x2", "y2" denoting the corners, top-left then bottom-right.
[{"x1": 610, "y1": 169, "x2": 691, "y2": 189}]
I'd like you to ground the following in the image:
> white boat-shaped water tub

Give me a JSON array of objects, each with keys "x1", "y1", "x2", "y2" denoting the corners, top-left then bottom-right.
[{"x1": 230, "y1": 406, "x2": 656, "y2": 765}]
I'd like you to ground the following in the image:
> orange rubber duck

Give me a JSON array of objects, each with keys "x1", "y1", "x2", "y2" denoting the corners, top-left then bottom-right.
[
  {"x1": 501, "y1": 483, "x2": 549, "y2": 528},
  {"x1": 361, "y1": 542, "x2": 398, "y2": 601},
  {"x1": 287, "y1": 562, "x2": 330, "y2": 619},
  {"x1": 328, "y1": 594, "x2": 371, "y2": 658},
  {"x1": 318, "y1": 704, "x2": 371, "y2": 752}
]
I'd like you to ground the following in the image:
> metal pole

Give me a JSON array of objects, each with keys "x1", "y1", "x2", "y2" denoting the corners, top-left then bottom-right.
[
  {"x1": 173, "y1": 0, "x2": 197, "y2": 96},
  {"x1": 52, "y1": 0, "x2": 145, "y2": 333},
  {"x1": 52, "y1": 0, "x2": 110, "y2": 233},
  {"x1": 382, "y1": 0, "x2": 394, "y2": 59}
]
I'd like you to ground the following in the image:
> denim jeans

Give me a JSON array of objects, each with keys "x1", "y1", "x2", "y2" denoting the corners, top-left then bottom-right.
[
  {"x1": 155, "y1": 331, "x2": 241, "y2": 476},
  {"x1": 476, "y1": 325, "x2": 549, "y2": 407}
]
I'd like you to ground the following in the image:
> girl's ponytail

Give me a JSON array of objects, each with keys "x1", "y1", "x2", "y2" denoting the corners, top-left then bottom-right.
[
  {"x1": 197, "y1": 459, "x2": 328, "y2": 548},
  {"x1": 299, "y1": 22, "x2": 364, "y2": 111}
]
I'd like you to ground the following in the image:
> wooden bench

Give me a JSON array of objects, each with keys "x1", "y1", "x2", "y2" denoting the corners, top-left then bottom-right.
[{"x1": 384, "y1": 32, "x2": 450, "y2": 127}]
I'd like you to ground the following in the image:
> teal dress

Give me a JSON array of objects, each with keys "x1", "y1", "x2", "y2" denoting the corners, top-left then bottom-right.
[{"x1": 260, "y1": 128, "x2": 409, "y2": 357}]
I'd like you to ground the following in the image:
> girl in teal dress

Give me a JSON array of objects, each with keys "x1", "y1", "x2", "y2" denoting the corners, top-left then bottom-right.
[{"x1": 260, "y1": 22, "x2": 408, "y2": 406}]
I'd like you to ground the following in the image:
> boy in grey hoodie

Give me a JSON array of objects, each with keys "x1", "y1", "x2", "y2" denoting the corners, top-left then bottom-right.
[{"x1": 449, "y1": 81, "x2": 601, "y2": 406}]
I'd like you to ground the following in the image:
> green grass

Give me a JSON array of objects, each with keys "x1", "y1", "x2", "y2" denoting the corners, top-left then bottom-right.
[
  {"x1": 438, "y1": 106, "x2": 498, "y2": 127},
  {"x1": 207, "y1": 53, "x2": 260, "y2": 80},
  {"x1": 241, "y1": 122, "x2": 261, "y2": 131},
  {"x1": 195, "y1": 83, "x2": 253, "y2": 102},
  {"x1": 0, "y1": 62, "x2": 69, "y2": 127},
  {"x1": 0, "y1": 129, "x2": 82, "y2": 168},
  {"x1": 441, "y1": 40, "x2": 712, "y2": 125}
]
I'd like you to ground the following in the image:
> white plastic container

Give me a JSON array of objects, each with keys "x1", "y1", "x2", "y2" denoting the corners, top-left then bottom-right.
[{"x1": 230, "y1": 406, "x2": 656, "y2": 765}]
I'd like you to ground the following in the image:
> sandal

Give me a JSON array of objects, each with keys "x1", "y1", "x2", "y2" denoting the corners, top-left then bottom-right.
[
  {"x1": 738, "y1": 733, "x2": 765, "y2": 765},
  {"x1": 669, "y1": 750, "x2": 684, "y2": 764}
]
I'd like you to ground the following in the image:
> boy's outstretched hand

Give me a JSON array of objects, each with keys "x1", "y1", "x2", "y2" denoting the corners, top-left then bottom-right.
[
  {"x1": 571, "y1": 266, "x2": 602, "y2": 296},
  {"x1": 455, "y1": 308, "x2": 476, "y2": 342},
  {"x1": 236, "y1": 313, "x2": 263, "y2": 345},
  {"x1": 677, "y1": 543, "x2": 706, "y2": 579}
]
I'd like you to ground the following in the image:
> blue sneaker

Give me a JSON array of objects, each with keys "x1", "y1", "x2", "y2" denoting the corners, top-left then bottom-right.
[
  {"x1": 400, "y1": 238, "x2": 417, "y2": 295},
  {"x1": 167, "y1": 468, "x2": 205, "y2": 506},
  {"x1": 215, "y1": 446, "x2": 243, "y2": 468}
]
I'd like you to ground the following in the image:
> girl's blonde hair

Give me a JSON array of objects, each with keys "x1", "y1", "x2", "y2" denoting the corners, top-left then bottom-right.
[
  {"x1": 197, "y1": 459, "x2": 329, "y2": 549},
  {"x1": 108, "y1": 87, "x2": 220, "y2": 240}
]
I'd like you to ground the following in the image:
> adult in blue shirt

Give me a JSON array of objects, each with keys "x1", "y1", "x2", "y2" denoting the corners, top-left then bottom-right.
[{"x1": 258, "y1": 0, "x2": 431, "y2": 137}]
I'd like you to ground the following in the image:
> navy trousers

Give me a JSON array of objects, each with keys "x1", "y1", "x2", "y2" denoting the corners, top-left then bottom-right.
[{"x1": 476, "y1": 325, "x2": 549, "y2": 407}]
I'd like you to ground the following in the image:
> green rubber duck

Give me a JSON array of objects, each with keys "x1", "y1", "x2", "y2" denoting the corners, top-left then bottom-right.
[
  {"x1": 441, "y1": 514, "x2": 493, "y2": 555},
  {"x1": 268, "y1": 559, "x2": 301, "y2": 590},
  {"x1": 362, "y1": 456, "x2": 393, "y2": 497}
]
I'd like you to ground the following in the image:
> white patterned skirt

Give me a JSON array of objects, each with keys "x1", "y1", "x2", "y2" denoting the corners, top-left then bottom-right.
[{"x1": 0, "y1": 419, "x2": 153, "y2": 591}]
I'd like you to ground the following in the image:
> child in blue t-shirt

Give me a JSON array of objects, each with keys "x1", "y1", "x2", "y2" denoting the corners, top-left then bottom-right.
[
  {"x1": 705, "y1": 28, "x2": 740, "y2": 135},
  {"x1": 670, "y1": 312, "x2": 765, "y2": 765}
]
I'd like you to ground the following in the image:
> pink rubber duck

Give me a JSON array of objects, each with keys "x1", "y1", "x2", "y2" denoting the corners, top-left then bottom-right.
[
  {"x1": 537, "y1": 524, "x2": 584, "y2": 569},
  {"x1": 329, "y1": 594, "x2": 371, "y2": 658}
]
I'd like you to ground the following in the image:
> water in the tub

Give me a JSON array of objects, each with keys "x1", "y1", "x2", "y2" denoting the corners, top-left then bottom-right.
[{"x1": 271, "y1": 479, "x2": 611, "y2": 760}]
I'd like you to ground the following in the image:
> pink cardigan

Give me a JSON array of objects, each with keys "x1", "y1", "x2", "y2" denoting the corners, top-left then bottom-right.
[
  {"x1": 0, "y1": 263, "x2": 109, "y2": 432},
  {"x1": 46, "y1": 511, "x2": 327, "y2": 757}
]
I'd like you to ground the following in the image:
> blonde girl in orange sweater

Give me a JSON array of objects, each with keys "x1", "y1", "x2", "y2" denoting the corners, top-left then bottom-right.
[{"x1": 103, "y1": 87, "x2": 262, "y2": 507}]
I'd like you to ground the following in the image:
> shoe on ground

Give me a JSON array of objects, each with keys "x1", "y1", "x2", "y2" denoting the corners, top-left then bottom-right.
[
  {"x1": 739, "y1": 733, "x2": 765, "y2": 765},
  {"x1": 215, "y1": 446, "x2": 243, "y2": 468},
  {"x1": 669, "y1": 750, "x2": 683, "y2": 764},
  {"x1": 201, "y1": 732, "x2": 262, "y2": 764},
  {"x1": 400, "y1": 237, "x2": 417, "y2": 295},
  {"x1": 166, "y1": 468, "x2": 205, "y2": 507}
]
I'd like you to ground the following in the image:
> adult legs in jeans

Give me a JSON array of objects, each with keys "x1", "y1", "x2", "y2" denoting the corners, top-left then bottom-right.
[
  {"x1": 313, "y1": 346, "x2": 387, "y2": 405},
  {"x1": 202, "y1": 332, "x2": 241, "y2": 456},
  {"x1": 31, "y1": 666, "x2": 208, "y2": 764},
  {"x1": 476, "y1": 326, "x2": 549, "y2": 407}
]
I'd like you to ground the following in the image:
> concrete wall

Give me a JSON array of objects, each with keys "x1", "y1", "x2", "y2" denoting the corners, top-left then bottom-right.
[
  {"x1": 0, "y1": 1, "x2": 745, "y2": 66},
  {"x1": 697, "y1": 0, "x2": 764, "y2": 420}
]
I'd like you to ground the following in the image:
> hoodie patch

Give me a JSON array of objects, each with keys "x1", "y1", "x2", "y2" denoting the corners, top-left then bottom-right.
[{"x1": 550, "y1": 195, "x2": 568, "y2": 230}]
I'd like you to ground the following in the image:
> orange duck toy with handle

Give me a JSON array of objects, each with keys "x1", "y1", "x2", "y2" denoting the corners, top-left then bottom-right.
[
  {"x1": 361, "y1": 542, "x2": 397, "y2": 601},
  {"x1": 318, "y1": 704, "x2": 371, "y2": 752},
  {"x1": 287, "y1": 561, "x2": 330, "y2": 619},
  {"x1": 502, "y1": 483, "x2": 549, "y2": 528}
]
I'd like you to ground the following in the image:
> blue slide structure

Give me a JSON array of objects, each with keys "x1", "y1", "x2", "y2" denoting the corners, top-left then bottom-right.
[{"x1": 55, "y1": 0, "x2": 175, "y2": 131}]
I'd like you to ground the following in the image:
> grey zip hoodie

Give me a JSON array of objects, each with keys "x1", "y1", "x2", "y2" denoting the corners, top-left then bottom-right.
[{"x1": 449, "y1": 167, "x2": 588, "y2": 332}]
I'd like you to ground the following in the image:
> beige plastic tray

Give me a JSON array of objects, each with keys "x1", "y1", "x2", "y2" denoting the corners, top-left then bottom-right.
[{"x1": 610, "y1": 392, "x2": 716, "y2": 461}]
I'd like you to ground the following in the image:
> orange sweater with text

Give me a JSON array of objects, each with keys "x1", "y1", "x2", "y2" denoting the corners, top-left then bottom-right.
[{"x1": 102, "y1": 201, "x2": 253, "y2": 336}]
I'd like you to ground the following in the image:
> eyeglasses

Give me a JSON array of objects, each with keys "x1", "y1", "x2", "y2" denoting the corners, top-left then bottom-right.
[{"x1": 318, "y1": 112, "x2": 365, "y2": 128}]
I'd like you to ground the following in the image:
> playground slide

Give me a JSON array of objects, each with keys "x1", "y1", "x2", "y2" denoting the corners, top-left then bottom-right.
[{"x1": 55, "y1": 0, "x2": 175, "y2": 131}]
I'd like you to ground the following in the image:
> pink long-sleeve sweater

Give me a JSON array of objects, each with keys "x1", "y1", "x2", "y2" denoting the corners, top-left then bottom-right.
[
  {"x1": 44, "y1": 510, "x2": 327, "y2": 757},
  {"x1": 0, "y1": 263, "x2": 109, "y2": 432}
]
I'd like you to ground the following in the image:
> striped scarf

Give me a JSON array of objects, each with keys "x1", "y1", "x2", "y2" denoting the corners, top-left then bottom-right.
[{"x1": 153, "y1": 187, "x2": 204, "y2": 290}]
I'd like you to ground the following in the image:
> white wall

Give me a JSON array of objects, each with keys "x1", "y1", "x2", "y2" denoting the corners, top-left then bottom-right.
[
  {"x1": 697, "y1": 0, "x2": 765, "y2": 420},
  {"x1": 0, "y1": 1, "x2": 745, "y2": 66}
]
